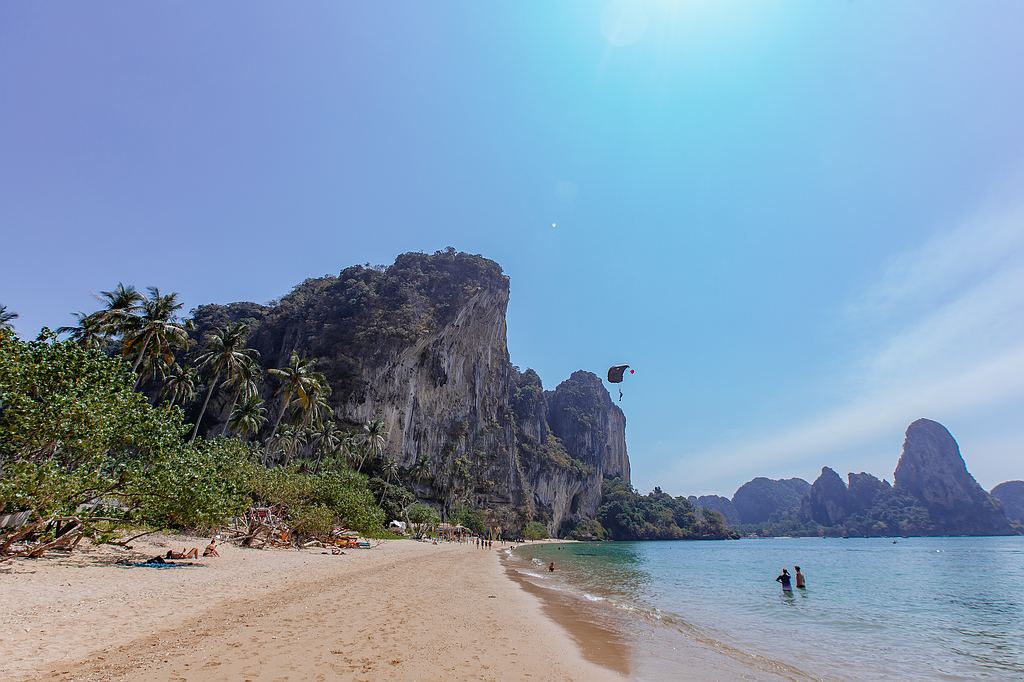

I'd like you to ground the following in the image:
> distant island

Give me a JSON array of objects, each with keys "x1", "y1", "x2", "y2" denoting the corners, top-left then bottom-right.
[{"x1": 686, "y1": 418, "x2": 1022, "y2": 538}]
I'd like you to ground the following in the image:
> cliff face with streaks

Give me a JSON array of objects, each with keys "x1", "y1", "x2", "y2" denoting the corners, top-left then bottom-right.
[{"x1": 191, "y1": 250, "x2": 629, "y2": 535}]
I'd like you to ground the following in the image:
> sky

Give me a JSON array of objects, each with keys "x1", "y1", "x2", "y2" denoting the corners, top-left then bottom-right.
[{"x1": 2, "y1": 1, "x2": 1023, "y2": 497}]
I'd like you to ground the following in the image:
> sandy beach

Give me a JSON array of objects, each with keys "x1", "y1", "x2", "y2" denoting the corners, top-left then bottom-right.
[{"x1": 2, "y1": 535, "x2": 624, "y2": 682}]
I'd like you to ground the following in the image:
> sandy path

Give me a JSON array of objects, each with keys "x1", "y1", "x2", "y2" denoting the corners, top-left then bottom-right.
[{"x1": 3, "y1": 537, "x2": 621, "y2": 681}]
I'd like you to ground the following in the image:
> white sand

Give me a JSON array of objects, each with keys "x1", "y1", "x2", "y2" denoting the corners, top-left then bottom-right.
[{"x1": 1, "y1": 535, "x2": 623, "y2": 681}]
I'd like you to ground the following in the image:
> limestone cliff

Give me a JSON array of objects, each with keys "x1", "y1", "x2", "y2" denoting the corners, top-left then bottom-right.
[
  {"x1": 846, "y1": 472, "x2": 892, "y2": 511},
  {"x1": 686, "y1": 495, "x2": 740, "y2": 525},
  {"x1": 991, "y1": 481, "x2": 1024, "y2": 525},
  {"x1": 803, "y1": 467, "x2": 852, "y2": 526},
  {"x1": 732, "y1": 477, "x2": 810, "y2": 524},
  {"x1": 893, "y1": 419, "x2": 1012, "y2": 536},
  {"x1": 190, "y1": 250, "x2": 629, "y2": 535}
]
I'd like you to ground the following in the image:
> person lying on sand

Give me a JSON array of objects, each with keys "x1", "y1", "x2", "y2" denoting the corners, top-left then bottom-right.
[
  {"x1": 203, "y1": 538, "x2": 220, "y2": 557},
  {"x1": 166, "y1": 548, "x2": 199, "y2": 559}
]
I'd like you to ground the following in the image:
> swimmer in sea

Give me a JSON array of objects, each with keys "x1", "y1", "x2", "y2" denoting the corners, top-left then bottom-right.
[
  {"x1": 795, "y1": 565, "x2": 805, "y2": 589},
  {"x1": 548, "y1": 561, "x2": 555, "y2": 573},
  {"x1": 776, "y1": 568, "x2": 793, "y2": 592}
]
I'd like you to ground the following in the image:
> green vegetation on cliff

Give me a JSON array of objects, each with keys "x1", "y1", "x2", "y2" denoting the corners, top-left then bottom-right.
[{"x1": 593, "y1": 478, "x2": 736, "y2": 541}]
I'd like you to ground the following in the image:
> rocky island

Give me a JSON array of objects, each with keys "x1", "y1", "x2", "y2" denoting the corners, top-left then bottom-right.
[{"x1": 688, "y1": 419, "x2": 1021, "y2": 537}]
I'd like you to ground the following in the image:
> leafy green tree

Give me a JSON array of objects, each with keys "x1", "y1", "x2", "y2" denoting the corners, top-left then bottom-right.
[
  {"x1": 568, "y1": 517, "x2": 606, "y2": 540},
  {"x1": 597, "y1": 478, "x2": 735, "y2": 541},
  {"x1": 368, "y1": 477, "x2": 415, "y2": 523},
  {"x1": 407, "y1": 502, "x2": 440, "y2": 526},
  {"x1": 450, "y1": 506, "x2": 487, "y2": 536},
  {"x1": 0, "y1": 330, "x2": 247, "y2": 554},
  {"x1": 191, "y1": 323, "x2": 260, "y2": 442},
  {"x1": 127, "y1": 437, "x2": 252, "y2": 530}
]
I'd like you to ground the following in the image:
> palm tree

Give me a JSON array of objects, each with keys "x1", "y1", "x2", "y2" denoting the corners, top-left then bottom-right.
[
  {"x1": 229, "y1": 395, "x2": 268, "y2": 440},
  {"x1": 339, "y1": 433, "x2": 362, "y2": 470},
  {"x1": 92, "y1": 283, "x2": 144, "y2": 337},
  {"x1": 120, "y1": 288, "x2": 189, "y2": 389},
  {"x1": 191, "y1": 323, "x2": 260, "y2": 442},
  {"x1": 273, "y1": 424, "x2": 307, "y2": 465},
  {"x1": 380, "y1": 457, "x2": 400, "y2": 485},
  {"x1": 356, "y1": 417, "x2": 387, "y2": 473},
  {"x1": 411, "y1": 456, "x2": 432, "y2": 485},
  {"x1": 377, "y1": 456, "x2": 401, "y2": 506},
  {"x1": 266, "y1": 352, "x2": 325, "y2": 440},
  {"x1": 310, "y1": 420, "x2": 342, "y2": 473},
  {"x1": 302, "y1": 390, "x2": 333, "y2": 430},
  {"x1": 0, "y1": 305, "x2": 17, "y2": 331},
  {"x1": 161, "y1": 363, "x2": 198, "y2": 410},
  {"x1": 220, "y1": 357, "x2": 262, "y2": 436},
  {"x1": 57, "y1": 312, "x2": 106, "y2": 349}
]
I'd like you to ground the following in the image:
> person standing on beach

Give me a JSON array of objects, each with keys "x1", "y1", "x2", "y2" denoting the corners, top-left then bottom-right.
[
  {"x1": 776, "y1": 568, "x2": 793, "y2": 592},
  {"x1": 795, "y1": 566, "x2": 806, "y2": 589}
]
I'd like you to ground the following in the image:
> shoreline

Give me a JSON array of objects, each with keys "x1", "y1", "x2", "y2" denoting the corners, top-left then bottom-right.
[
  {"x1": 505, "y1": 542, "x2": 816, "y2": 682},
  {"x1": 2, "y1": 534, "x2": 621, "y2": 682}
]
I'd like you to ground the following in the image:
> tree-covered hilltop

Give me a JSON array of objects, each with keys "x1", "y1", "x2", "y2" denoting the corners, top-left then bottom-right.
[
  {"x1": 191, "y1": 249, "x2": 509, "y2": 405},
  {"x1": 576, "y1": 478, "x2": 736, "y2": 541}
]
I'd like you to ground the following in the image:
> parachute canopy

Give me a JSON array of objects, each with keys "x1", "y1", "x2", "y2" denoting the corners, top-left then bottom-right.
[{"x1": 607, "y1": 364, "x2": 630, "y2": 383}]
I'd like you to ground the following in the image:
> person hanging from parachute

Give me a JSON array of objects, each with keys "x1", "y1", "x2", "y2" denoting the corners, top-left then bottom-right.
[{"x1": 607, "y1": 364, "x2": 634, "y2": 401}]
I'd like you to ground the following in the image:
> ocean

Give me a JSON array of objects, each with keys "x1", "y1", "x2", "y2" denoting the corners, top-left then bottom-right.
[{"x1": 508, "y1": 537, "x2": 1024, "y2": 680}]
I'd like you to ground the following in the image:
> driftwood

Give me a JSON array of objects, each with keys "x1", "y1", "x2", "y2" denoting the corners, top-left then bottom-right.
[{"x1": 0, "y1": 516, "x2": 88, "y2": 560}]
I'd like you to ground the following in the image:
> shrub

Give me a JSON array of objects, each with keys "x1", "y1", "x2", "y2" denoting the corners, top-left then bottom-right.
[
  {"x1": 289, "y1": 504, "x2": 335, "y2": 537},
  {"x1": 522, "y1": 521, "x2": 548, "y2": 540},
  {"x1": 568, "y1": 517, "x2": 606, "y2": 541}
]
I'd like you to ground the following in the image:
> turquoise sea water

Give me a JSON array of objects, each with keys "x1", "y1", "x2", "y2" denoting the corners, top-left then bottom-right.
[{"x1": 512, "y1": 537, "x2": 1024, "y2": 680}]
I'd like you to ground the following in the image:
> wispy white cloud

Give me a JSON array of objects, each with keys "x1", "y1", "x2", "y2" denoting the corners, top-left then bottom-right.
[
  {"x1": 669, "y1": 191, "x2": 1024, "y2": 493},
  {"x1": 849, "y1": 202, "x2": 1024, "y2": 318}
]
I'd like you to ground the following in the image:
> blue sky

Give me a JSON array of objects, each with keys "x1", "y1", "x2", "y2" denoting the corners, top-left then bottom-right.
[{"x1": 2, "y1": 1, "x2": 1023, "y2": 496}]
